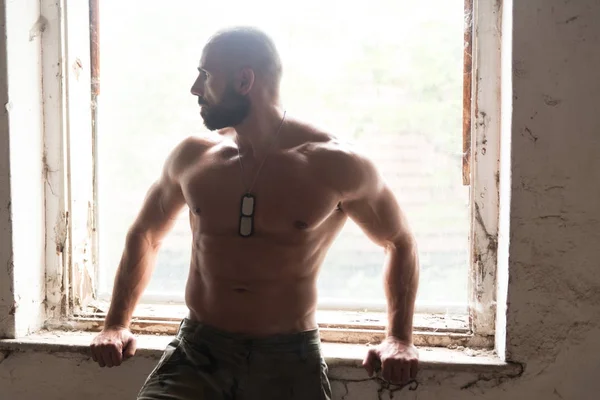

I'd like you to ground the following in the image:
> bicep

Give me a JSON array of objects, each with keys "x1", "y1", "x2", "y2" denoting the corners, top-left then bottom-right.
[
  {"x1": 318, "y1": 141, "x2": 414, "y2": 247},
  {"x1": 126, "y1": 136, "x2": 208, "y2": 246},
  {"x1": 343, "y1": 183, "x2": 412, "y2": 248},
  {"x1": 128, "y1": 176, "x2": 186, "y2": 246}
]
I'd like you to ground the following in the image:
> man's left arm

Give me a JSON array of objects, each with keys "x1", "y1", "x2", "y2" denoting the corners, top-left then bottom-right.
[{"x1": 340, "y1": 153, "x2": 420, "y2": 385}]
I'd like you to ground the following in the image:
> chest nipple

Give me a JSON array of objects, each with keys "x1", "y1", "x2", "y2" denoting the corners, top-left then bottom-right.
[{"x1": 294, "y1": 220, "x2": 309, "y2": 230}]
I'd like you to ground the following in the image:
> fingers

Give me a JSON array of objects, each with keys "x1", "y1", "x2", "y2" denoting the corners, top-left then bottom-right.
[
  {"x1": 104, "y1": 352, "x2": 115, "y2": 368},
  {"x1": 110, "y1": 346, "x2": 123, "y2": 367},
  {"x1": 410, "y1": 358, "x2": 419, "y2": 380},
  {"x1": 90, "y1": 343, "x2": 107, "y2": 367},
  {"x1": 381, "y1": 360, "x2": 412, "y2": 385},
  {"x1": 90, "y1": 339, "x2": 123, "y2": 368},
  {"x1": 365, "y1": 340, "x2": 419, "y2": 385},
  {"x1": 123, "y1": 336, "x2": 137, "y2": 360},
  {"x1": 98, "y1": 345, "x2": 117, "y2": 367},
  {"x1": 381, "y1": 359, "x2": 394, "y2": 382},
  {"x1": 90, "y1": 329, "x2": 138, "y2": 368},
  {"x1": 400, "y1": 363, "x2": 410, "y2": 384},
  {"x1": 378, "y1": 358, "x2": 419, "y2": 385},
  {"x1": 91, "y1": 347, "x2": 106, "y2": 367},
  {"x1": 362, "y1": 348, "x2": 378, "y2": 377}
]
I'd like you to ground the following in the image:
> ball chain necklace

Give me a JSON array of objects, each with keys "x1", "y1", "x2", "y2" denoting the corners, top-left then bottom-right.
[{"x1": 236, "y1": 111, "x2": 287, "y2": 237}]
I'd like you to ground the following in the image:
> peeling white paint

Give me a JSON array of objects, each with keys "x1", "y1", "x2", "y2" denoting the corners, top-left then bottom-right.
[
  {"x1": 61, "y1": 0, "x2": 95, "y2": 316},
  {"x1": 469, "y1": 0, "x2": 503, "y2": 339},
  {"x1": 28, "y1": 14, "x2": 48, "y2": 42},
  {"x1": 0, "y1": 0, "x2": 46, "y2": 339}
]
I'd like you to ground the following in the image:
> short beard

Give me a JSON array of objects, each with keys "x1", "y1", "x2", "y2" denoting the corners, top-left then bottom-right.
[{"x1": 200, "y1": 84, "x2": 251, "y2": 131}]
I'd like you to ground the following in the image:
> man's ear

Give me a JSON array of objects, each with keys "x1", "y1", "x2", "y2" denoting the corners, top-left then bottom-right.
[{"x1": 237, "y1": 67, "x2": 255, "y2": 95}]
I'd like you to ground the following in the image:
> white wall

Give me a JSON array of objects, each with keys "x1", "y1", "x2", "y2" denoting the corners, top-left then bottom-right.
[
  {"x1": 0, "y1": 0, "x2": 15, "y2": 338},
  {"x1": 2, "y1": 0, "x2": 600, "y2": 399},
  {"x1": 0, "y1": 0, "x2": 45, "y2": 339}
]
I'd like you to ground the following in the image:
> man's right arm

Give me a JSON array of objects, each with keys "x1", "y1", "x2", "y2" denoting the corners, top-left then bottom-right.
[
  {"x1": 104, "y1": 169, "x2": 185, "y2": 329},
  {"x1": 91, "y1": 137, "x2": 200, "y2": 367}
]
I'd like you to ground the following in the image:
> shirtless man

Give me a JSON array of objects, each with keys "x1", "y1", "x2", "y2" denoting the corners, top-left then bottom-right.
[{"x1": 90, "y1": 27, "x2": 419, "y2": 399}]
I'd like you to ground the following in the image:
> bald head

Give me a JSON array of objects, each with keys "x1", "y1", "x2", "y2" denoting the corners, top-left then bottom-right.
[{"x1": 203, "y1": 27, "x2": 282, "y2": 98}]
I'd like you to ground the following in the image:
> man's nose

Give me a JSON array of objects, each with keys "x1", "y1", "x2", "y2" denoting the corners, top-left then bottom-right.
[{"x1": 190, "y1": 77, "x2": 204, "y2": 96}]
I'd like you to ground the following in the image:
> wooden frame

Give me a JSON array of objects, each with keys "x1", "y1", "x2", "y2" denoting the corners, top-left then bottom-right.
[{"x1": 42, "y1": 0, "x2": 503, "y2": 347}]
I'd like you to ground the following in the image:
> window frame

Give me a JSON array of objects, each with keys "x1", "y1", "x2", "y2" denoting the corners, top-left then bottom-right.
[{"x1": 42, "y1": 0, "x2": 503, "y2": 347}]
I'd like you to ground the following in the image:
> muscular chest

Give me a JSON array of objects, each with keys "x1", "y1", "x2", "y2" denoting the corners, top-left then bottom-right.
[{"x1": 181, "y1": 151, "x2": 342, "y2": 236}]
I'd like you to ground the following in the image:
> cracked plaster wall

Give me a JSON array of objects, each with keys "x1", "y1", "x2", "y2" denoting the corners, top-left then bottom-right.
[{"x1": 2, "y1": 0, "x2": 600, "y2": 398}]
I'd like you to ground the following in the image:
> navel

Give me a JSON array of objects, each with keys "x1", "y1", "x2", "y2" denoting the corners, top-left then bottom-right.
[{"x1": 194, "y1": 207, "x2": 201, "y2": 215}]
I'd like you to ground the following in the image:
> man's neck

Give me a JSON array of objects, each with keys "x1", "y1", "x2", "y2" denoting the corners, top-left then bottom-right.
[{"x1": 234, "y1": 105, "x2": 285, "y2": 158}]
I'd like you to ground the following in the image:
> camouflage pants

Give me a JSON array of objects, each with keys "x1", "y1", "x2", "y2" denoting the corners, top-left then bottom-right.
[{"x1": 137, "y1": 318, "x2": 332, "y2": 400}]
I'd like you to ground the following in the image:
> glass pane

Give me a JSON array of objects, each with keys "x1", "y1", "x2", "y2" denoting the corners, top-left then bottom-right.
[{"x1": 97, "y1": 0, "x2": 469, "y2": 309}]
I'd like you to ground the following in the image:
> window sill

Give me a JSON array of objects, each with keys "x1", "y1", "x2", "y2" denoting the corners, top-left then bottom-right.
[
  {"x1": 0, "y1": 330, "x2": 519, "y2": 375},
  {"x1": 71, "y1": 302, "x2": 490, "y2": 348}
]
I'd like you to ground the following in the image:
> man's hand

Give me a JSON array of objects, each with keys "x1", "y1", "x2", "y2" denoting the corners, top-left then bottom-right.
[
  {"x1": 90, "y1": 327, "x2": 137, "y2": 368},
  {"x1": 362, "y1": 336, "x2": 419, "y2": 385}
]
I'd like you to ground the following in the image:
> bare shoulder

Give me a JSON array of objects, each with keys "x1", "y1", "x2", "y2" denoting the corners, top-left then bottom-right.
[
  {"x1": 165, "y1": 134, "x2": 222, "y2": 178},
  {"x1": 285, "y1": 118, "x2": 380, "y2": 197},
  {"x1": 283, "y1": 117, "x2": 353, "y2": 155}
]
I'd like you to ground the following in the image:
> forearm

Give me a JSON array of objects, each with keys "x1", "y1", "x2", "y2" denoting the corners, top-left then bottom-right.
[
  {"x1": 104, "y1": 232, "x2": 160, "y2": 328},
  {"x1": 384, "y1": 238, "x2": 419, "y2": 342}
]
